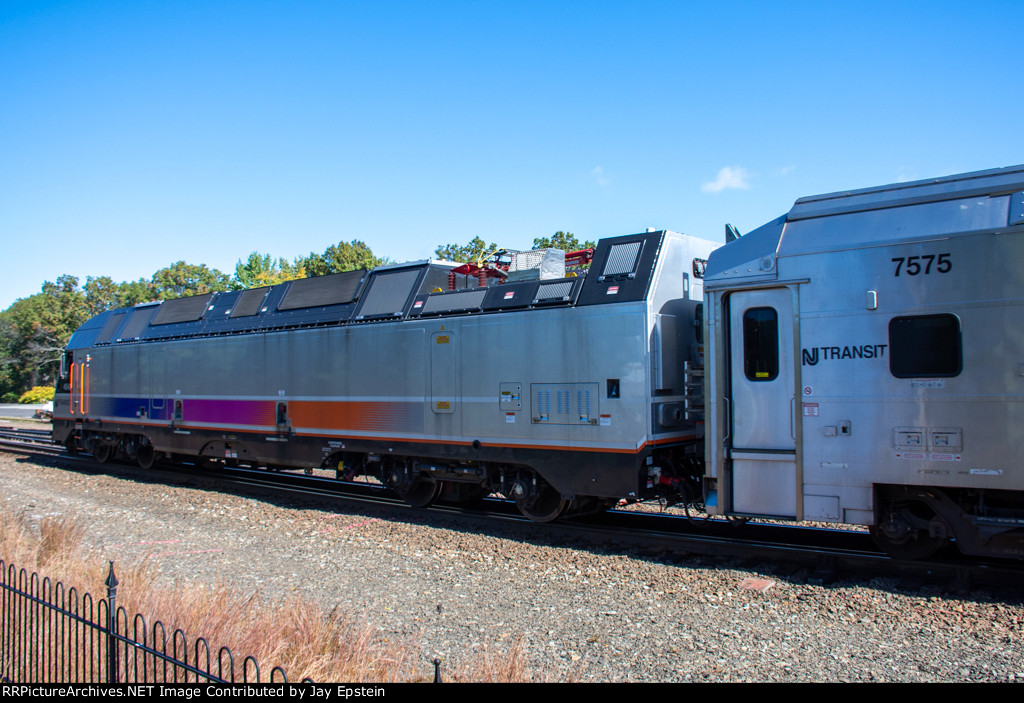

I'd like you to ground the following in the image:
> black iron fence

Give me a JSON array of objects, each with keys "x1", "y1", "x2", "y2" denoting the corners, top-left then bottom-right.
[{"x1": 0, "y1": 560, "x2": 302, "y2": 683}]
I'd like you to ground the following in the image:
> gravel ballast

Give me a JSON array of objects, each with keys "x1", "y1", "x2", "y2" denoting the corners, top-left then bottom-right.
[{"x1": 1, "y1": 442, "x2": 1022, "y2": 683}]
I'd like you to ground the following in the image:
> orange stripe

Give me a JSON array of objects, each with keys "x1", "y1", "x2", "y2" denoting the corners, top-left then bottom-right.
[
  {"x1": 290, "y1": 400, "x2": 420, "y2": 433},
  {"x1": 83, "y1": 364, "x2": 90, "y2": 414},
  {"x1": 651, "y1": 434, "x2": 699, "y2": 445}
]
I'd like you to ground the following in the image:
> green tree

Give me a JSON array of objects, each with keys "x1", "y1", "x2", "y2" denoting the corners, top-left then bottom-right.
[
  {"x1": 83, "y1": 275, "x2": 157, "y2": 311},
  {"x1": 531, "y1": 231, "x2": 595, "y2": 251},
  {"x1": 36, "y1": 275, "x2": 90, "y2": 343},
  {"x1": 234, "y1": 252, "x2": 273, "y2": 289},
  {"x1": 0, "y1": 276, "x2": 91, "y2": 393},
  {"x1": 83, "y1": 275, "x2": 121, "y2": 315},
  {"x1": 300, "y1": 240, "x2": 385, "y2": 277},
  {"x1": 0, "y1": 316, "x2": 26, "y2": 399},
  {"x1": 434, "y1": 237, "x2": 502, "y2": 265},
  {"x1": 116, "y1": 278, "x2": 154, "y2": 307},
  {"x1": 234, "y1": 252, "x2": 306, "y2": 289},
  {"x1": 150, "y1": 262, "x2": 231, "y2": 300}
]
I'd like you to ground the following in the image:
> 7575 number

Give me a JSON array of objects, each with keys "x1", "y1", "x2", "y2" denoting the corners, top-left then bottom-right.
[{"x1": 892, "y1": 253, "x2": 952, "y2": 276}]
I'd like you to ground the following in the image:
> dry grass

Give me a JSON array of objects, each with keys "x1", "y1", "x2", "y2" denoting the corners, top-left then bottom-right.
[
  {"x1": 0, "y1": 506, "x2": 553, "y2": 682},
  {"x1": 451, "y1": 637, "x2": 583, "y2": 683},
  {"x1": 454, "y1": 637, "x2": 531, "y2": 683},
  {"x1": 0, "y1": 508, "x2": 86, "y2": 573}
]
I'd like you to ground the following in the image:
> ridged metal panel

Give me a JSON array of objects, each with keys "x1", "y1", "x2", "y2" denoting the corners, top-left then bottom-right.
[
  {"x1": 602, "y1": 241, "x2": 642, "y2": 277},
  {"x1": 356, "y1": 268, "x2": 422, "y2": 318},
  {"x1": 421, "y1": 288, "x2": 487, "y2": 315},
  {"x1": 482, "y1": 281, "x2": 539, "y2": 310},
  {"x1": 118, "y1": 307, "x2": 158, "y2": 340},
  {"x1": 277, "y1": 270, "x2": 366, "y2": 311},
  {"x1": 95, "y1": 312, "x2": 127, "y2": 344},
  {"x1": 231, "y1": 287, "x2": 270, "y2": 317},
  {"x1": 534, "y1": 279, "x2": 574, "y2": 302},
  {"x1": 577, "y1": 232, "x2": 662, "y2": 306},
  {"x1": 531, "y1": 382, "x2": 598, "y2": 425},
  {"x1": 151, "y1": 294, "x2": 213, "y2": 325}
]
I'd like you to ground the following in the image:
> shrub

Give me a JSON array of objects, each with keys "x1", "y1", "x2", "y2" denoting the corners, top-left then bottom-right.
[{"x1": 18, "y1": 386, "x2": 55, "y2": 404}]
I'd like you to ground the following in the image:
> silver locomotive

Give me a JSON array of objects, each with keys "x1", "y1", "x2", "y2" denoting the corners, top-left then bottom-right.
[{"x1": 52, "y1": 230, "x2": 714, "y2": 522}]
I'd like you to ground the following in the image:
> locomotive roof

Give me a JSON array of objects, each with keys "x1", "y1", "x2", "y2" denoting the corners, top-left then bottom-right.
[
  {"x1": 703, "y1": 163, "x2": 1024, "y2": 288},
  {"x1": 66, "y1": 230, "x2": 714, "y2": 350}
]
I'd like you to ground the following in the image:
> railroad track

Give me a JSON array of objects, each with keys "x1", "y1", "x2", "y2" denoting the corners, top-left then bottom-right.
[
  {"x1": 198, "y1": 463, "x2": 1023, "y2": 589},
  {"x1": 1, "y1": 425, "x2": 1020, "y2": 589},
  {"x1": 0, "y1": 425, "x2": 64, "y2": 456}
]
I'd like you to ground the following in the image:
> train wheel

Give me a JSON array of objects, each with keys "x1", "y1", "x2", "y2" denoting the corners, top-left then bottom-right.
[
  {"x1": 400, "y1": 479, "x2": 443, "y2": 508},
  {"x1": 870, "y1": 501, "x2": 948, "y2": 560},
  {"x1": 93, "y1": 443, "x2": 113, "y2": 464},
  {"x1": 514, "y1": 484, "x2": 569, "y2": 523},
  {"x1": 383, "y1": 458, "x2": 442, "y2": 508},
  {"x1": 137, "y1": 441, "x2": 160, "y2": 470}
]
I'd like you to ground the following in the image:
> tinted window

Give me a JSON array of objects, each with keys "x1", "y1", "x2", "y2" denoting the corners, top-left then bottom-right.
[
  {"x1": 889, "y1": 314, "x2": 962, "y2": 378},
  {"x1": 743, "y1": 307, "x2": 778, "y2": 382}
]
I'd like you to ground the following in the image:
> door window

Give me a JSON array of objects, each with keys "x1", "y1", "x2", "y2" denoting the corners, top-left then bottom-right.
[{"x1": 743, "y1": 307, "x2": 779, "y2": 382}]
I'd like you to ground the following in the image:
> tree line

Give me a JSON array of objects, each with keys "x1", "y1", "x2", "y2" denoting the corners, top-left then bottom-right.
[{"x1": 0, "y1": 232, "x2": 592, "y2": 401}]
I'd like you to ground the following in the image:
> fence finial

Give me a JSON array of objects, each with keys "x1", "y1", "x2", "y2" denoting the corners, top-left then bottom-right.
[
  {"x1": 105, "y1": 560, "x2": 118, "y2": 591},
  {"x1": 105, "y1": 560, "x2": 119, "y2": 683}
]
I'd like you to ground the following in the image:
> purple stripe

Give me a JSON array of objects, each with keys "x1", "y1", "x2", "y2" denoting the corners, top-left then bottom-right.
[{"x1": 184, "y1": 399, "x2": 277, "y2": 426}]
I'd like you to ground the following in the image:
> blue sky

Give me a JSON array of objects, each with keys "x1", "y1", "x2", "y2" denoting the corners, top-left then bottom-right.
[{"x1": 2, "y1": 0, "x2": 1021, "y2": 310}]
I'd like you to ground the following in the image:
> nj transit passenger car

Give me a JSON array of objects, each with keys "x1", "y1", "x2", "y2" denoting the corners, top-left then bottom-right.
[{"x1": 703, "y1": 164, "x2": 1024, "y2": 559}]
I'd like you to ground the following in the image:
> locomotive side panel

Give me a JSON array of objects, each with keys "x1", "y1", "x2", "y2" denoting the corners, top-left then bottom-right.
[{"x1": 456, "y1": 304, "x2": 654, "y2": 497}]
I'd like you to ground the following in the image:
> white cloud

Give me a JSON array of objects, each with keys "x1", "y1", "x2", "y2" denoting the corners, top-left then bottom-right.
[
  {"x1": 591, "y1": 165, "x2": 609, "y2": 186},
  {"x1": 774, "y1": 165, "x2": 796, "y2": 176},
  {"x1": 701, "y1": 166, "x2": 750, "y2": 193}
]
